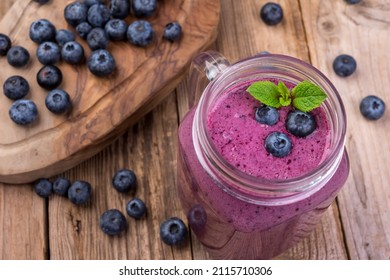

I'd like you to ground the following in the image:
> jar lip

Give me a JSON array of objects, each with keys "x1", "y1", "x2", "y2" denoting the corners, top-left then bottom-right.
[{"x1": 194, "y1": 54, "x2": 347, "y2": 197}]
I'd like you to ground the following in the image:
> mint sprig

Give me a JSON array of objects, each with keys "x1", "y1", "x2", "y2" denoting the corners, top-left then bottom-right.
[{"x1": 246, "y1": 80, "x2": 326, "y2": 112}]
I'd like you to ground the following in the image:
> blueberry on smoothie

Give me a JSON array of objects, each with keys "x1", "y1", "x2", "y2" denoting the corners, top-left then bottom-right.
[
  {"x1": 29, "y1": 19, "x2": 56, "y2": 43},
  {"x1": 260, "y1": 2, "x2": 283, "y2": 25},
  {"x1": 333, "y1": 54, "x2": 357, "y2": 77},
  {"x1": 160, "y1": 217, "x2": 188, "y2": 246},
  {"x1": 265, "y1": 132, "x2": 292, "y2": 158},
  {"x1": 359, "y1": 95, "x2": 386, "y2": 120},
  {"x1": 100, "y1": 209, "x2": 127, "y2": 236},
  {"x1": 9, "y1": 99, "x2": 38, "y2": 125},
  {"x1": 255, "y1": 105, "x2": 279, "y2": 126},
  {"x1": 0, "y1": 33, "x2": 12, "y2": 56},
  {"x1": 286, "y1": 110, "x2": 316, "y2": 137},
  {"x1": 127, "y1": 20, "x2": 154, "y2": 47},
  {"x1": 7, "y1": 46, "x2": 30, "y2": 67},
  {"x1": 3, "y1": 75, "x2": 30, "y2": 100},
  {"x1": 36, "y1": 41, "x2": 61, "y2": 65}
]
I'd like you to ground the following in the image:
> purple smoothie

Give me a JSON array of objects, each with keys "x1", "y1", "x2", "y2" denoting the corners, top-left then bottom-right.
[{"x1": 177, "y1": 78, "x2": 349, "y2": 259}]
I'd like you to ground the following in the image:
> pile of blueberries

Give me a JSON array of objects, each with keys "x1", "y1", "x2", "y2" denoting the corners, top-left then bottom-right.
[
  {"x1": 260, "y1": 1, "x2": 386, "y2": 121},
  {"x1": 1, "y1": 0, "x2": 183, "y2": 126},
  {"x1": 35, "y1": 167, "x2": 188, "y2": 245}
]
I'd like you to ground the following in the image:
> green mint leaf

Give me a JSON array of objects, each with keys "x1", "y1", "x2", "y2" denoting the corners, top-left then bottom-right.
[
  {"x1": 278, "y1": 81, "x2": 291, "y2": 106},
  {"x1": 292, "y1": 81, "x2": 327, "y2": 112},
  {"x1": 246, "y1": 81, "x2": 281, "y2": 108}
]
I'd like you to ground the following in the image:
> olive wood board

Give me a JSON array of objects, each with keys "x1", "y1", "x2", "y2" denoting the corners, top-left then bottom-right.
[{"x1": 0, "y1": 0, "x2": 220, "y2": 184}]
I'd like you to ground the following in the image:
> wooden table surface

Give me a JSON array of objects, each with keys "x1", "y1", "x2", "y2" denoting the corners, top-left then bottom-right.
[{"x1": 1, "y1": 0, "x2": 389, "y2": 260}]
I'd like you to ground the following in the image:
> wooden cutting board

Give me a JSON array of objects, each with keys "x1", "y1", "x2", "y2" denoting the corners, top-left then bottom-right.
[{"x1": 0, "y1": 0, "x2": 220, "y2": 184}]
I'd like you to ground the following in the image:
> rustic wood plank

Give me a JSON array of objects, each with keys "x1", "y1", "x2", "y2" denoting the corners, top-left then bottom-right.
[
  {"x1": 176, "y1": 0, "x2": 348, "y2": 260},
  {"x1": 0, "y1": 0, "x2": 47, "y2": 260},
  {"x1": 49, "y1": 93, "x2": 193, "y2": 259},
  {"x1": 300, "y1": 0, "x2": 390, "y2": 260}
]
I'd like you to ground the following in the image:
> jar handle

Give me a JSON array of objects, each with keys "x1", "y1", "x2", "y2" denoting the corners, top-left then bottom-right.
[{"x1": 187, "y1": 51, "x2": 230, "y2": 106}]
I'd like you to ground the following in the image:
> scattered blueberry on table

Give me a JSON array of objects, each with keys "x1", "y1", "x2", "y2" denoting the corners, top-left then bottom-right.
[
  {"x1": 36, "y1": 41, "x2": 61, "y2": 65},
  {"x1": 126, "y1": 198, "x2": 147, "y2": 219},
  {"x1": 345, "y1": 0, "x2": 362, "y2": 4},
  {"x1": 160, "y1": 217, "x2": 188, "y2": 246},
  {"x1": 0, "y1": 33, "x2": 11, "y2": 56},
  {"x1": 360, "y1": 95, "x2": 386, "y2": 120},
  {"x1": 29, "y1": 19, "x2": 56, "y2": 44},
  {"x1": 87, "y1": 49, "x2": 116, "y2": 77},
  {"x1": 163, "y1": 22, "x2": 182, "y2": 42},
  {"x1": 53, "y1": 177, "x2": 71, "y2": 196},
  {"x1": 34, "y1": 178, "x2": 53, "y2": 198},
  {"x1": 55, "y1": 29, "x2": 75, "y2": 47},
  {"x1": 33, "y1": 0, "x2": 50, "y2": 4},
  {"x1": 127, "y1": 20, "x2": 155, "y2": 47},
  {"x1": 64, "y1": 2, "x2": 88, "y2": 27},
  {"x1": 100, "y1": 209, "x2": 127, "y2": 236},
  {"x1": 3, "y1": 75, "x2": 30, "y2": 100},
  {"x1": 333, "y1": 54, "x2": 357, "y2": 77},
  {"x1": 87, "y1": 3, "x2": 111, "y2": 28},
  {"x1": 260, "y1": 2, "x2": 283, "y2": 26},
  {"x1": 45, "y1": 89, "x2": 72, "y2": 114},
  {"x1": 76, "y1": 22, "x2": 93, "y2": 40},
  {"x1": 105, "y1": 19, "x2": 128, "y2": 41},
  {"x1": 7, "y1": 46, "x2": 30, "y2": 67},
  {"x1": 84, "y1": 0, "x2": 103, "y2": 8},
  {"x1": 9, "y1": 99, "x2": 38, "y2": 125},
  {"x1": 109, "y1": 0, "x2": 131, "y2": 19},
  {"x1": 86, "y1": 27, "x2": 109, "y2": 50},
  {"x1": 112, "y1": 168, "x2": 137, "y2": 193},
  {"x1": 132, "y1": 0, "x2": 157, "y2": 18},
  {"x1": 61, "y1": 41, "x2": 85, "y2": 64},
  {"x1": 37, "y1": 64, "x2": 63, "y2": 90},
  {"x1": 68, "y1": 180, "x2": 92, "y2": 205}
]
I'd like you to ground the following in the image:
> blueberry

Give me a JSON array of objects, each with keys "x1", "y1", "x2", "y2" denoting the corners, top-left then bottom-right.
[
  {"x1": 53, "y1": 177, "x2": 71, "y2": 196},
  {"x1": 37, "y1": 65, "x2": 63, "y2": 90},
  {"x1": 163, "y1": 22, "x2": 182, "y2": 42},
  {"x1": 264, "y1": 132, "x2": 292, "y2": 158},
  {"x1": 33, "y1": 0, "x2": 50, "y2": 4},
  {"x1": 345, "y1": 0, "x2": 361, "y2": 4},
  {"x1": 126, "y1": 198, "x2": 146, "y2": 219},
  {"x1": 3, "y1": 75, "x2": 30, "y2": 100},
  {"x1": 187, "y1": 205, "x2": 207, "y2": 233},
  {"x1": 108, "y1": 0, "x2": 131, "y2": 19},
  {"x1": 0, "y1": 33, "x2": 11, "y2": 56},
  {"x1": 127, "y1": 20, "x2": 154, "y2": 47},
  {"x1": 45, "y1": 89, "x2": 72, "y2": 114},
  {"x1": 76, "y1": 22, "x2": 92, "y2": 39},
  {"x1": 83, "y1": 0, "x2": 103, "y2": 7},
  {"x1": 55, "y1": 29, "x2": 75, "y2": 47},
  {"x1": 64, "y1": 2, "x2": 88, "y2": 27},
  {"x1": 258, "y1": 51, "x2": 270, "y2": 55},
  {"x1": 112, "y1": 169, "x2": 136, "y2": 193},
  {"x1": 34, "y1": 178, "x2": 53, "y2": 198},
  {"x1": 359, "y1": 95, "x2": 386, "y2": 120},
  {"x1": 100, "y1": 209, "x2": 127, "y2": 236},
  {"x1": 87, "y1": 4, "x2": 111, "y2": 28},
  {"x1": 105, "y1": 19, "x2": 128, "y2": 41},
  {"x1": 160, "y1": 217, "x2": 188, "y2": 246},
  {"x1": 255, "y1": 105, "x2": 279, "y2": 126},
  {"x1": 333, "y1": 54, "x2": 357, "y2": 77},
  {"x1": 87, "y1": 28, "x2": 109, "y2": 50},
  {"x1": 132, "y1": 0, "x2": 157, "y2": 18},
  {"x1": 29, "y1": 19, "x2": 56, "y2": 44},
  {"x1": 61, "y1": 41, "x2": 85, "y2": 64},
  {"x1": 67, "y1": 180, "x2": 92, "y2": 205},
  {"x1": 9, "y1": 99, "x2": 38, "y2": 125},
  {"x1": 36, "y1": 41, "x2": 61, "y2": 65},
  {"x1": 7, "y1": 46, "x2": 30, "y2": 67},
  {"x1": 286, "y1": 110, "x2": 316, "y2": 137},
  {"x1": 260, "y1": 2, "x2": 283, "y2": 26},
  {"x1": 87, "y1": 49, "x2": 116, "y2": 77}
]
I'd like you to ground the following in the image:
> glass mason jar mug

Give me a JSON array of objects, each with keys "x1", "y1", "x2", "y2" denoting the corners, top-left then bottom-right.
[{"x1": 177, "y1": 51, "x2": 349, "y2": 259}]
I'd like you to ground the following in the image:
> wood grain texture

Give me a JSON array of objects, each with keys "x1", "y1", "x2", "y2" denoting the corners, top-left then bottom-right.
[
  {"x1": 0, "y1": 0, "x2": 220, "y2": 184},
  {"x1": 300, "y1": 0, "x2": 390, "y2": 260}
]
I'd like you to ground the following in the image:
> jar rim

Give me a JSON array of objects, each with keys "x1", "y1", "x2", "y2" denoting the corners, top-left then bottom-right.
[{"x1": 193, "y1": 54, "x2": 347, "y2": 204}]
